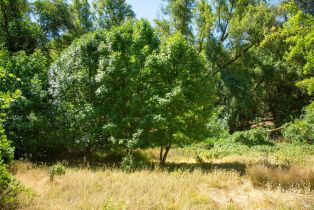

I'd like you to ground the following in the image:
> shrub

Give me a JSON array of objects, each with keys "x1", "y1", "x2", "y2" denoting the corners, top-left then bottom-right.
[
  {"x1": 103, "y1": 199, "x2": 126, "y2": 210},
  {"x1": 283, "y1": 120, "x2": 314, "y2": 144},
  {"x1": 283, "y1": 102, "x2": 314, "y2": 144},
  {"x1": 0, "y1": 127, "x2": 14, "y2": 165},
  {"x1": 251, "y1": 145, "x2": 275, "y2": 153},
  {"x1": 230, "y1": 128, "x2": 272, "y2": 146},
  {"x1": 0, "y1": 125, "x2": 21, "y2": 208},
  {"x1": 121, "y1": 151, "x2": 152, "y2": 172},
  {"x1": 202, "y1": 140, "x2": 250, "y2": 159},
  {"x1": 273, "y1": 143, "x2": 314, "y2": 165},
  {"x1": 202, "y1": 129, "x2": 272, "y2": 159},
  {"x1": 0, "y1": 163, "x2": 21, "y2": 208},
  {"x1": 194, "y1": 153, "x2": 205, "y2": 164},
  {"x1": 121, "y1": 155, "x2": 137, "y2": 172},
  {"x1": 132, "y1": 150, "x2": 153, "y2": 163},
  {"x1": 48, "y1": 163, "x2": 66, "y2": 181}
]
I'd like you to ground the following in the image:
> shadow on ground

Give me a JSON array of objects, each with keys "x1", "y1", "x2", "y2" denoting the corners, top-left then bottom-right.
[
  {"x1": 161, "y1": 162, "x2": 247, "y2": 175},
  {"x1": 47, "y1": 159, "x2": 247, "y2": 175}
]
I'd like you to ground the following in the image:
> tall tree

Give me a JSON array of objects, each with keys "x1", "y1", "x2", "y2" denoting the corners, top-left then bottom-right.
[
  {"x1": 284, "y1": 2, "x2": 314, "y2": 95},
  {"x1": 93, "y1": 0, "x2": 135, "y2": 29},
  {"x1": 33, "y1": 0, "x2": 75, "y2": 39},
  {"x1": 194, "y1": 0, "x2": 214, "y2": 53},
  {"x1": 159, "y1": 0, "x2": 196, "y2": 40},
  {"x1": 204, "y1": 0, "x2": 284, "y2": 130},
  {"x1": 72, "y1": 0, "x2": 93, "y2": 34}
]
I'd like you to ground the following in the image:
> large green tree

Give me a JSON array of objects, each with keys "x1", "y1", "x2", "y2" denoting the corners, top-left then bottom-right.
[
  {"x1": 50, "y1": 20, "x2": 216, "y2": 164},
  {"x1": 194, "y1": 0, "x2": 214, "y2": 53},
  {"x1": 50, "y1": 20, "x2": 158, "y2": 161},
  {"x1": 145, "y1": 32, "x2": 215, "y2": 164}
]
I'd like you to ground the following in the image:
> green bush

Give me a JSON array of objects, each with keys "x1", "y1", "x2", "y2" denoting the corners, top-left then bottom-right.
[
  {"x1": 121, "y1": 155, "x2": 137, "y2": 172},
  {"x1": 0, "y1": 67, "x2": 21, "y2": 208},
  {"x1": 0, "y1": 122, "x2": 14, "y2": 165},
  {"x1": 0, "y1": 126, "x2": 21, "y2": 208},
  {"x1": 283, "y1": 102, "x2": 314, "y2": 144},
  {"x1": 283, "y1": 120, "x2": 314, "y2": 144},
  {"x1": 48, "y1": 163, "x2": 66, "y2": 181},
  {"x1": 273, "y1": 143, "x2": 314, "y2": 165},
  {"x1": 201, "y1": 128, "x2": 273, "y2": 159},
  {"x1": 230, "y1": 128, "x2": 272, "y2": 146},
  {"x1": 0, "y1": 163, "x2": 21, "y2": 208},
  {"x1": 121, "y1": 151, "x2": 151, "y2": 172},
  {"x1": 202, "y1": 140, "x2": 249, "y2": 158},
  {"x1": 251, "y1": 145, "x2": 275, "y2": 153}
]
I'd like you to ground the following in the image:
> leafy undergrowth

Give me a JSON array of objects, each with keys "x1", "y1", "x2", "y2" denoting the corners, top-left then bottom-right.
[
  {"x1": 12, "y1": 161, "x2": 314, "y2": 210},
  {"x1": 197, "y1": 142, "x2": 314, "y2": 166}
]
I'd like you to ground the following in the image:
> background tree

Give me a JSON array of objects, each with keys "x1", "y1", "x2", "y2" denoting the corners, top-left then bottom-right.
[
  {"x1": 194, "y1": 0, "x2": 214, "y2": 53},
  {"x1": 157, "y1": 0, "x2": 195, "y2": 41},
  {"x1": 0, "y1": 49, "x2": 62, "y2": 161},
  {"x1": 294, "y1": 0, "x2": 314, "y2": 16},
  {"x1": 72, "y1": 0, "x2": 93, "y2": 34},
  {"x1": 93, "y1": 0, "x2": 135, "y2": 29},
  {"x1": 279, "y1": 1, "x2": 314, "y2": 144},
  {"x1": 33, "y1": 0, "x2": 75, "y2": 39},
  {"x1": 191, "y1": 0, "x2": 308, "y2": 131},
  {"x1": 0, "y1": 0, "x2": 44, "y2": 53},
  {"x1": 203, "y1": 0, "x2": 281, "y2": 130}
]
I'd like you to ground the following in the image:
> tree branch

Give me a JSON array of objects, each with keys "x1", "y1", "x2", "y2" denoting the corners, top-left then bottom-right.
[{"x1": 221, "y1": 42, "x2": 256, "y2": 69}]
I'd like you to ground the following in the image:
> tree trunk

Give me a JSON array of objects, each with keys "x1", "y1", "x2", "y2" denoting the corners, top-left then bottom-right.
[
  {"x1": 159, "y1": 146, "x2": 164, "y2": 163},
  {"x1": 0, "y1": 2, "x2": 13, "y2": 53},
  {"x1": 84, "y1": 144, "x2": 92, "y2": 166},
  {"x1": 159, "y1": 146, "x2": 171, "y2": 166}
]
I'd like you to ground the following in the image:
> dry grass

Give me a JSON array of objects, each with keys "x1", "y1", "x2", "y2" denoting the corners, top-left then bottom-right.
[
  {"x1": 13, "y1": 161, "x2": 314, "y2": 210},
  {"x1": 248, "y1": 164, "x2": 314, "y2": 192}
]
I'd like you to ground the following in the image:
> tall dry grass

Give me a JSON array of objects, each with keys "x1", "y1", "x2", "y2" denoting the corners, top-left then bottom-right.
[
  {"x1": 247, "y1": 164, "x2": 314, "y2": 192},
  {"x1": 13, "y1": 161, "x2": 314, "y2": 210}
]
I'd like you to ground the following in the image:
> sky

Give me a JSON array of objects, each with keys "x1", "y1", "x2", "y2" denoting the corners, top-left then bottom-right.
[
  {"x1": 126, "y1": 0, "x2": 163, "y2": 23},
  {"x1": 126, "y1": 0, "x2": 282, "y2": 24}
]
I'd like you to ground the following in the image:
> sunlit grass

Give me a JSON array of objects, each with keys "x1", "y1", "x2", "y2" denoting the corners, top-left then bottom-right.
[{"x1": 13, "y1": 160, "x2": 314, "y2": 210}]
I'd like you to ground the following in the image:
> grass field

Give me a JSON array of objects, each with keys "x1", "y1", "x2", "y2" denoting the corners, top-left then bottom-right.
[{"x1": 13, "y1": 148, "x2": 314, "y2": 210}]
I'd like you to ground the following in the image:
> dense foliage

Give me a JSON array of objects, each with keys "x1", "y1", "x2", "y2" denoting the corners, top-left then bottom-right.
[
  {"x1": 50, "y1": 21, "x2": 215, "y2": 164},
  {"x1": 50, "y1": 20, "x2": 160, "y2": 160},
  {"x1": 0, "y1": 0, "x2": 313, "y2": 168},
  {"x1": 0, "y1": 67, "x2": 20, "y2": 208}
]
